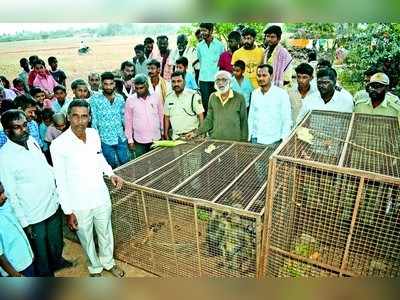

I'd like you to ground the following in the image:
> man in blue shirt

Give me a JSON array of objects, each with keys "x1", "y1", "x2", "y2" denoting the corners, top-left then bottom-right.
[
  {"x1": 90, "y1": 72, "x2": 129, "y2": 168},
  {"x1": 196, "y1": 23, "x2": 225, "y2": 113},
  {"x1": 0, "y1": 181, "x2": 35, "y2": 277}
]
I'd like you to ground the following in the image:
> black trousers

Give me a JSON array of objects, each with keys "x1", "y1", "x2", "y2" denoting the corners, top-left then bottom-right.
[
  {"x1": 199, "y1": 81, "x2": 216, "y2": 114},
  {"x1": 27, "y1": 207, "x2": 64, "y2": 277}
]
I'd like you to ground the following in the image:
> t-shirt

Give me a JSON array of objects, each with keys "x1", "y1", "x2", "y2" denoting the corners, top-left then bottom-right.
[
  {"x1": 231, "y1": 47, "x2": 264, "y2": 87},
  {"x1": 50, "y1": 69, "x2": 67, "y2": 85}
]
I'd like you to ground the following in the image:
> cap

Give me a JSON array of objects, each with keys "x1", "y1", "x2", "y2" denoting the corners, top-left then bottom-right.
[{"x1": 369, "y1": 73, "x2": 390, "y2": 85}]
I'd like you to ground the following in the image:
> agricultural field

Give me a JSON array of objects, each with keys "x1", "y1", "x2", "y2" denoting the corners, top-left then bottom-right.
[{"x1": 0, "y1": 35, "x2": 175, "y2": 93}]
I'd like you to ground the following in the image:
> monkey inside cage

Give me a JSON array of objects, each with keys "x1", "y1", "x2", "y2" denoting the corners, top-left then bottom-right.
[
  {"x1": 106, "y1": 140, "x2": 277, "y2": 277},
  {"x1": 260, "y1": 111, "x2": 400, "y2": 278}
]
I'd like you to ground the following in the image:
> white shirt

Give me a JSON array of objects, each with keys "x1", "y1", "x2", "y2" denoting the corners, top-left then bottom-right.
[
  {"x1": 297, "y1": 89, "x2": 354, "y2": 124},
  {"x1": 50, "y1": 128, "x2": 115, "y2": 214},
  {"x1": 248, "y1": 86, "x2": 293, "y2": 145},
  {"x1": 171, "y1": 46, "x2": 198, "y2": 73},
  {"x1": 0, "y1": 137, "x2": 59, "y2": 227}
]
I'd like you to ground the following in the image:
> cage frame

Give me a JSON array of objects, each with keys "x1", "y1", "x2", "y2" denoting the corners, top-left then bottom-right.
[
  {"x1": 259, "y1": 111, "x2": 400, "y2": 278},
  {"x1": 109, "y1": 139, "x2": 276, "y2": 278}
]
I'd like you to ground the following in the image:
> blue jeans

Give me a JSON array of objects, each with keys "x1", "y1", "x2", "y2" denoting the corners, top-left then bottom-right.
[{"x1": 101, "y1": 138, "x2": 129, "y2": 169}]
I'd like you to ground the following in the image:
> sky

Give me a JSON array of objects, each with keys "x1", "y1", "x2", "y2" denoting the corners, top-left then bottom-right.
[{"x1": 0, "y1": 23, "x2": 102, "y2": 34}]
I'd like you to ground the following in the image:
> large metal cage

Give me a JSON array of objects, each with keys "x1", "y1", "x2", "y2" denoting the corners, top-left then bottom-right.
[
  {"x1": 260, "y1": 111, "x2": 400, "y2": 278},
  {"x1": 106, "y1": 140, "x2": 277, "y2": 277}
]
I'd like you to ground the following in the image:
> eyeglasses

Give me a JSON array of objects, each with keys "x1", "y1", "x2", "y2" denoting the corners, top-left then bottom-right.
[{"x1": 215, "y1": 78, "x2": 228, "y2": 83}]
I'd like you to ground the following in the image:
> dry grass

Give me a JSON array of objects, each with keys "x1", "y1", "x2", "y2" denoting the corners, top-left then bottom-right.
[{"x1": 0, "y1": 35, "x2": 174, "y2": 93}]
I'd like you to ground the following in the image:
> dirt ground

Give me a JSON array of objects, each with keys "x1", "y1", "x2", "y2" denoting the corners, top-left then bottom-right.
[
  {"x1": 55, "y1": 238, "x2": 156, "y2": 278},
  {"x1": 0, "y1": 34, "x2": 175, "y2": 93}
]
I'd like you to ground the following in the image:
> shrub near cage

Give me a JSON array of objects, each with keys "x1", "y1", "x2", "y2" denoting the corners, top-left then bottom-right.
[
  {"x1": 106, "y1": 140, "x2": 277, "y2": 277},
  {"x1": 260, "y1": 110, "x2": 400, "y2": 278}
]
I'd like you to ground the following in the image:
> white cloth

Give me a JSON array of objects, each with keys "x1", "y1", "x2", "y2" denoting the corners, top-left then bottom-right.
[
  {"x1": 248, "y1": 86, "x2": 293, "y2": 145},
  {"x1": 75, "y1": 204, "x2": 115, "y2": 274},
  {"x1": 0, "y1": 137, "x2": 59, "y2": 227},
  {"x1": 50, "y1": 128, "x2": 115, "y2": 215},
  {"x1": 297, "y1": 89, "x2": 354, "y2": 124},
  {"x1": 171, "y1": 46, "x2": 198, "y2": 74}
]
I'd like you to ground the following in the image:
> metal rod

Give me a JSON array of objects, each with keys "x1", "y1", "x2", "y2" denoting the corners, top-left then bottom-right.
[
  {"x1": 166, "y1": 198, "x2": 179, "y2": 276},
  {"x1": 339, "y1": 177, "x2": 365, "y2": 276},
  {"x1": 134, "y1": 140, "x2": 207, "y2": 183},
  {"x1": 338, "y1": 112, "x2": 356, "y2": 167},
  {"x1": 211, "y1": 147, "x2": 270, "y2": 203},
  {"x1": 140, "y1": 190, "x2": 155, "y2": 270},
  {"x1": 169, "y1": 143, "x2": 236, "y2": 193},
  {"x1": 193, "y1": 204, "x2": 203, "y2": 277}
]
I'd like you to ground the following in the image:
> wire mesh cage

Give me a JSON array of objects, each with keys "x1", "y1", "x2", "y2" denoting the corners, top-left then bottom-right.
[
  {"x1": 106, "y1": 140, "x2": 277, "y2": 277},
  {"x1": 260, "y1": 110, "x2": 400, "y2": 278}
]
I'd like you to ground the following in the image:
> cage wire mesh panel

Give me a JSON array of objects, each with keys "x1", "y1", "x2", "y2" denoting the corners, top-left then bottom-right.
[
  {"x1": 262, "y1": 111, "x2": 400, "y2": 278},
  {"x1": 107, "y1": 140, "x2": 276, "y2": 278}
]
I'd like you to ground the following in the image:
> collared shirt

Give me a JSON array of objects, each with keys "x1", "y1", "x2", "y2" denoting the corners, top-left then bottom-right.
[
  {"x1": 248, "y1": 86, "x2": 292, "y2": 145},
  {"x1": 297, "y1": 90, "x2": 354, "y2": 124},
  {"x1": 28, "y1": 120, "x2": 44, "y2": 149},
  {"x1": 148, "y1": 76, "x2": 170, "y2": 103},
  {"x1": 354, "y1": 92, "x2": 400, "y2": 117},
  {"x1": 50, "y1": 128, "x2": 115, "y2": 214},
  {"x1": 0, "y1": 201, "x2": 34, "y2": 276},
  {"x1": 164, "y1": 90, "x2": 204, "y2": 139},
  {"x1": 152, "y1": 48, "x2": 174, "y2": 81},
  {"x1": 124, "y1": 93, "x2": 164, "y2": 144},
  {"x1": 197, "y1": 38, "x2": 225, "y2": 82},
  {"x1": 133, "y1": 57, "x2": 149, "y2": 75},
  {"x1": 231, "y1": 76, "x2": 254, "y2": 108},
  {"x1": 89, "y1": 92, "x2": 126, "y2": 145},
  {"x1": 286, "y1": 83, "x2": 318, "y2": 123},
  {"x1": 171, "y1": 46, "x2": 198, "y2": 74},
  {"x1": 199, "y1": 90, "x2": 248, "y2": 142},
  {"x1": 215, "y1": 89, "x2": 235, "y2": 105},
  {"x1": 0, "y1": 137, "x2": 59, "y2": 227},
  {"x1": 231, "y1": 46, "x2": 264, "y2": 87},
  {"x1": 52, "y1": 98, "x2": 72, "y2": 115}
]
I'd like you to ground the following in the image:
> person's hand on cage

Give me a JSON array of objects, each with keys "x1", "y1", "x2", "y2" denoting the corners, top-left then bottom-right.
[{"x1": 110, "y1": 175, "x2": 124, "y2": 189}]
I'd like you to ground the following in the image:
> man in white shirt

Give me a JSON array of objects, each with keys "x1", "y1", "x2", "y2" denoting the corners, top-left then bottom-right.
[
  {"x1": 297, "y1": 67, "x2": 354, "y2": 123},
  {"x1": 0, "y1": 109, "x2": 71, "y2": 276},
  {"x1": 50, "y1": 100, "x2": 125, "y2": 277},
  {"x1": 248, "y1": 64, "x2": 292, "y2": 146}
]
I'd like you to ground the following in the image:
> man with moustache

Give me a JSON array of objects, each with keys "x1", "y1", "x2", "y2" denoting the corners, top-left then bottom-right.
[
  {"x1": 354, "y1": 72, "x2": 400, "y2": 117},
  {"x1": 120, "y1": 61, "x2": 135, "y2": 97},
  {"x1": 89, "y1": 72, "x2": 129, "y2": 168},
  {"x1": 50, "y1": 100, "x2": 125, "y2": 277},
  {"x1": 263, "y1": 25, "x2": 293, "y2": 87},
  {"x1": 125, "y1": 74, "x2": 164, "y2": 158},
  {"x1": 231, "y1": 27, "x2": 264, "y2": 88},
  {"x1": 286, "y1": 63, "x2": 318, "y2": 123},
  {"x1": 248, "y1": 64, "x2": 292, "y2": 146},
  {"x1": 164, "y1": 71, "x2": 204, "y2": 140},
  {"x1": 297, "y1": 67, "x2": 354, "y2": 123},
  {"x1": 189, "y1": 70, "x2": 248, "y2": 142},
  {"x1": 153, "y1": 35, "x2": 173, "y2": 81},
  {"x1": 0, "y1": 109, "x2": 72, "y2": 276}
]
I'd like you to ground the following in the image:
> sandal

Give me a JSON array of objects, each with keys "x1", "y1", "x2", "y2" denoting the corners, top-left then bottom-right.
[{"x1": 106, "y1": 265, "x2": 125, "y2": 278}]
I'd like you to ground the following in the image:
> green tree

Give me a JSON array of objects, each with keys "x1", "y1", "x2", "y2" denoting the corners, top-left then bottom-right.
[{"x1": 341, "y1": 23, "x2": 400, "y2": 95}]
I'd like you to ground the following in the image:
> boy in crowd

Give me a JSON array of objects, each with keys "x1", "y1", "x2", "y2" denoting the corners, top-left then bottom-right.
[
  {"x1": 71, "y1": 79, "x2": 90, "y2": 100},
  {"x1": 231, "y1": 60, "x2": 254, "y2": 108},
  {"x1": 48, "y1": 57, "x2": 67, "y2": 87},
  {"x1": 30, "y1": 87, "x2": 52, "y2": 110},
  {"x1": 175, "y1": 57, "x2": 198, "y2": 91},
  {"x1": 52, "y1": 85, "x2": 72, "y2": 115}
]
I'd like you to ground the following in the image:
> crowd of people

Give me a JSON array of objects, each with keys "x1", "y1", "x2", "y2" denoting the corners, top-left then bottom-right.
[{"x1": 0, "y1": 23, "x2": 399, "y2": 277}]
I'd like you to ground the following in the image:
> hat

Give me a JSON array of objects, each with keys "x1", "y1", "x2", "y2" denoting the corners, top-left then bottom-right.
[{"x1": 369, "y1": 73, "x2": 390, "y2": 85}]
